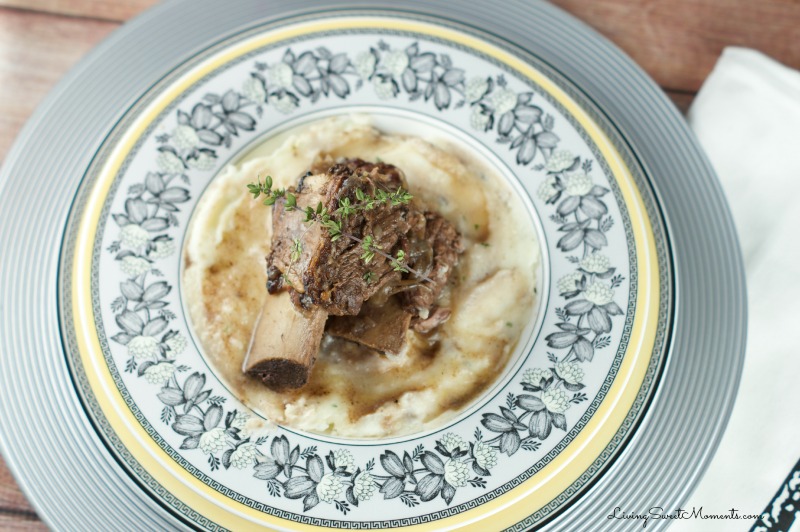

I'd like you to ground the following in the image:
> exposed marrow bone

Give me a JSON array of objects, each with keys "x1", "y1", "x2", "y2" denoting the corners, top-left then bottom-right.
[{"x1": 243, "y1": 291, "x2": 327, "y2": 390}]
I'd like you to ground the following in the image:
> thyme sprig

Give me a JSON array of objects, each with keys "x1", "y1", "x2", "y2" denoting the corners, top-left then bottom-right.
[
  {"x1": 248, "y1": 175, "x2": 296, "y2": 207},
  {"x1": 248, "y1": 175, "x2": 431, "y2": 283},
  {"x1": 290, "y1": 238, "x2": 303, "y2": 263}
]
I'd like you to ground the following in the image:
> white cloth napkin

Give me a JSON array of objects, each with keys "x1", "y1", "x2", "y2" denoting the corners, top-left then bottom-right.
[{"x1": 673, "y1": 47, "x2": 800, "y2": 530}]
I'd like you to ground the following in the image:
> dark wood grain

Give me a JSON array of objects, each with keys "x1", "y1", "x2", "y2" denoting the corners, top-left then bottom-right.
[
  {"x1": 550, "y1": 0, "x2": 800, "y2": 93},
  {"x1": 665, "y1": 90, "x2": 695, "y2": 114},
  {"x1": 0, "y1": 7, "x2": 117, "y2": 160},
  {"x1": 1, "y1": 457, "x2": 34, "y2": 512},
  {"x1": 0, "y1": 0, "x2": 156, "y2": 21},
  {"x1": 0, "y1": 0, "x2": 795, "y2": 527},
  {"x1": 1, "y1": 456, "x2": 45, "y2": 531},
  {"x1": 0, "y1": 515, "x2": 47, "y2": 532}
]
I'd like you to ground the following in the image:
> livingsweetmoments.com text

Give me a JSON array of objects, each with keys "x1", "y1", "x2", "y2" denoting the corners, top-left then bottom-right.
[{"x1": 607, "y1": 506, "x2": 762, "y2": 528}]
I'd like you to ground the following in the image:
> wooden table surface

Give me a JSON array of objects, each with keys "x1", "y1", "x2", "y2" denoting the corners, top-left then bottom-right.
[{"x1": 0, "y1": 0, "x2": 798, "y2": 529}]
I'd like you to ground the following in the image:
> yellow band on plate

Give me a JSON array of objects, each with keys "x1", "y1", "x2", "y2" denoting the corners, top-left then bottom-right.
[{"x1": 71, "y1": 16, "x2": 661, "y2": 531}]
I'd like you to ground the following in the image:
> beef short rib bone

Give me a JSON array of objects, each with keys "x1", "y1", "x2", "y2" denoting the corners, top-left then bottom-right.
[
  {"x1": 243, "y1": 290, "x2": 327, "y2": 390},
  {"x1": 245, "y1": 157, "x2": 463, "y2": 389},
  {"x1": 246, "y1": 158, "x2": 414, "y2": 389}
]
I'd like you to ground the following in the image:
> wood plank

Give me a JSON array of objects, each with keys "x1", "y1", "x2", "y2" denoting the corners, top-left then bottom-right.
[
  {"x1": 0, "y1": 515, "x2": 46, "y2": 532},
  {"x1": 1, "y1": 456, "x2": 43, "y2": 530},
  {"x1": 0, "y1": 457, "x2": 36, "y2": 514},
  {"x1": 551, "y1": 0, "x2": 800, "y2": 93},
  {"x1": 0, "y1": 7, "x2": 118, "y2": 161},
  {"x1": 0, "y1": 0, "x2": 157, "y2": 22},
  {"x1": 666, "y1": 90, "x2": 695, "y2": 114}
]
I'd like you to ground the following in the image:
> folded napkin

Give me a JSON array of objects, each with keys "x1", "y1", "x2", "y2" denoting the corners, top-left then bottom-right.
[{"x1": 674, "y1": 48, "x2": 800, "y2": 530}]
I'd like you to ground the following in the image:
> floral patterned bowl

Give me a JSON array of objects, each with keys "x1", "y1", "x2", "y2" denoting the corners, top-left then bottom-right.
[{"x1": 0, "y1": 2, "x2": 745, "y2": 531}]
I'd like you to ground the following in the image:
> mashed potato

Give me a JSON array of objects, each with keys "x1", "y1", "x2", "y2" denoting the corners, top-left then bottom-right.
[{"x1": 183, "y1": 115, "x2": 539, "y2": 438}]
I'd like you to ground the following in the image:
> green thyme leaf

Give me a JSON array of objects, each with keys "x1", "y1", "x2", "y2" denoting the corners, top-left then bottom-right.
[
  {"x1": 390, "y1": 249, "x2": 409, "y2": 272},
  {"x1": 361, "y1": 235, "x2": 373, "y2": 251},
  {"x1": 290, "y1": 238, "x2": 302, "y2": 263}
]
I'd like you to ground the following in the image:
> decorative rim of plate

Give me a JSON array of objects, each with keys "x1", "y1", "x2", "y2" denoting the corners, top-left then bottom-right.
[
  {"x1": 58, "y1": 13, "x2": 670, "y2": 530},
  {"x1": 0, "y1": 2, "x2": 745, "y2": 531}
]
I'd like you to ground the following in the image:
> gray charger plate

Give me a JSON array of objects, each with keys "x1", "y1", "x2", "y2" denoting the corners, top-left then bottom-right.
[{"x1": 0, "y1": 0, "x2": 746, "y2": 530}]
